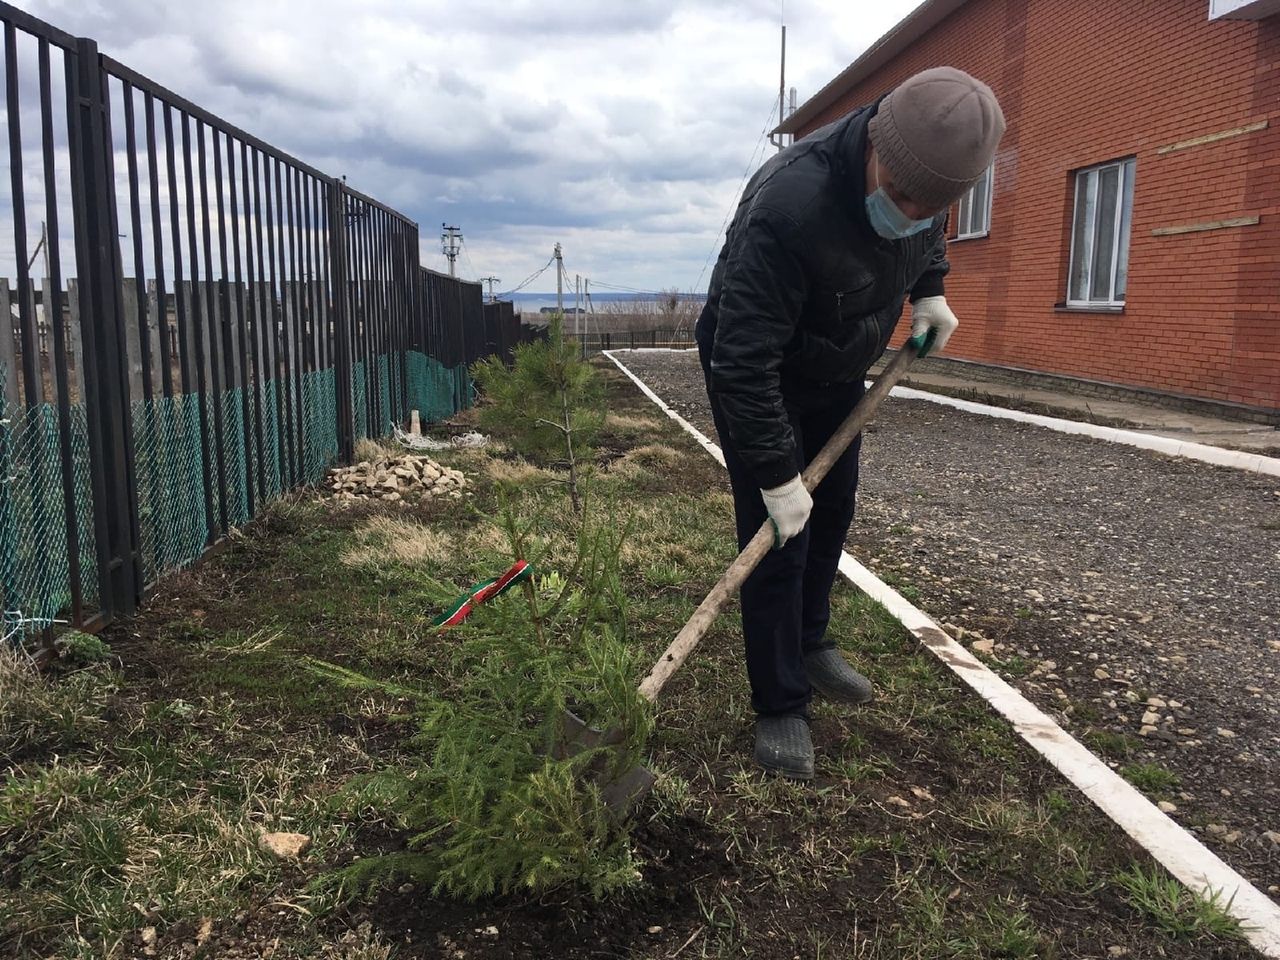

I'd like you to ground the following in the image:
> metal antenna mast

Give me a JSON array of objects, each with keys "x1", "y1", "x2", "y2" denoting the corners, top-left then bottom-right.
[{"x1": 769, "y1": 13, "x2": 788, "y2": 152}]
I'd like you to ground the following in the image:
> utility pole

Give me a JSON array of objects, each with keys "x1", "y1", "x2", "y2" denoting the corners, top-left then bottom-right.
[
  {"x1": 480, "y1": 276, "x2": 500, "y2": 302},
  {"x1": 778, "y1": 24, "x2": 786, "y2": 152},
  {"x1": 554, "y1": 242, "x2": 564, "y2": 315},
  {"x1": 574, "y1": 274, "x2": 581, "y2": 338},
  {"x1": 769, "y1": 23, "x2": 787, "y2": 152},
  {"x1": 441, "y1": 224, "x2": 462, "y2": 277}
]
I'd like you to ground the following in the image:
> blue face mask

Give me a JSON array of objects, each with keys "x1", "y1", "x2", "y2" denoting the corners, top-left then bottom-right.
[{"x1": 865, "y1": 162, "x2": 933, "y2": 240}]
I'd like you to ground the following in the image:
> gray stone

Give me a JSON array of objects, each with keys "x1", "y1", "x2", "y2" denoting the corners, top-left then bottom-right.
[{"x1": 260, "y1": 831, "x2": 311, "y2": 858}]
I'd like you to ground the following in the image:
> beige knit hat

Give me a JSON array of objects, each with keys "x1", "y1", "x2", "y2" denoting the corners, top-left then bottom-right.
[{"x1": 868, "y1": 66, "x2": 1006, "y2": 211}]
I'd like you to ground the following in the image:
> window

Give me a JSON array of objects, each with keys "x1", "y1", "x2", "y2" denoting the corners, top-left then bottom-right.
[
  {"x1": 954, "y1": 163, "x2": 993, "y2": 239},
  {"x1": 1068, "y1": 158, "x2": 1135, "y2": 307}
]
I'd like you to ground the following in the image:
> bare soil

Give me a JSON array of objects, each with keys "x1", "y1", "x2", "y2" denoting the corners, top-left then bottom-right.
[
  {"x1": 1, "y1": 358, "x2": 1263, "y2": 959},
  {"x1": 613, "y1": 348, "x2": 1280, "y2": 904}
]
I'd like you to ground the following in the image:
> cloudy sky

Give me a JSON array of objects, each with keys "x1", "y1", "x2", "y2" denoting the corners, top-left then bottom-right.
[{"x1": 16, "y1": 0, "x2": 925, "y2": 295}]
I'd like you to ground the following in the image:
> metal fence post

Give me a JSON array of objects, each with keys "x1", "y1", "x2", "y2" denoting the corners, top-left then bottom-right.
[
  {"x1": 328, "y1": 180, "x2": 354, "y2": 464},
  {"x1": 67, "y1": 36, "x2": 140, "y2": 618}
]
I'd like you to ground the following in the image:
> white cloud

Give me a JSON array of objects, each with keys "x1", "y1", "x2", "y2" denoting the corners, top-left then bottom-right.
[{"x1": 9, "y1": 0, "x2": 927, "y2": 291}]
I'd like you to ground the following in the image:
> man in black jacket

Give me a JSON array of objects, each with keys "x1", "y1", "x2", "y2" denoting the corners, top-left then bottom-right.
[{"x1": 696, "y1": 66, "x2": 1005, "y2": 779}]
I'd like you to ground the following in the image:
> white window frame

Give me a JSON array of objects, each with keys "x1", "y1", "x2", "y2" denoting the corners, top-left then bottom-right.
[
  {"x1": 954, "y1": 163, "x2": 994, "y2": 240},
  {"x1": 1067, "y1": 158, "x2": 1136, "y2": 308}
]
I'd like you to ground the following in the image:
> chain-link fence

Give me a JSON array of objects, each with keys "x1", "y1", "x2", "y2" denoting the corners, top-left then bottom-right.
[
  {"x1": 0, "y1": 4, "x2": 499, "y2": 641},
  {"x1": 0, "y1": 376, "x2": 99, "y2": 636}
]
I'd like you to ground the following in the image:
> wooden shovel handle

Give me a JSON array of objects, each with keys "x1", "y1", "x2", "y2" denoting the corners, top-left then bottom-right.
[{"x1": 637, "y1": 343, "x2": 919, "y2": 703}]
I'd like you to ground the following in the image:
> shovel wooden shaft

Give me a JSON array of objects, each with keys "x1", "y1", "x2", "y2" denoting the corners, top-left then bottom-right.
[{"x1": 637, "y1": 344, "x2": 918, "y2": 703}]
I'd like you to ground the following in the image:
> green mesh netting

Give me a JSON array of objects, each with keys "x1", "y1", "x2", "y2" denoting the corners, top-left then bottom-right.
[
  {"x1": 0, "y1": 387, "x2": 100, "y2": 634},
  {"x1": 263, "y1": 379, "x2": 284, "y2": 499},
  {"x1": 215, "y1": 388, "x2": 250, "y2": 529},
  {"x1": 406, "y1": 351, "x2": 471, "y2": 423},
  {"x1": 133, "y1": 394, "x2": 211, "y2": 584},
  {"x1": 352, "y1": 354, "x2": 408, "y2": 440},
  {"x1": 2, "y1": 349, "x2": 473, "y2": 642},
  {"x1": 301, "y1": 368, "x2": 338, "y2": 484},
  {"x1": 353, "y1": 360, "x2": 369, "y2": 441},
  {"x1": 377, "y1": 353, "x2": 393, "y2": 435}
]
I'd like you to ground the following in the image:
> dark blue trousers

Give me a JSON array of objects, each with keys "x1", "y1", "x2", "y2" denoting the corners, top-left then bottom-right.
[{"x1": 699, "y1": 348, "x2": 864, "y2": 718}]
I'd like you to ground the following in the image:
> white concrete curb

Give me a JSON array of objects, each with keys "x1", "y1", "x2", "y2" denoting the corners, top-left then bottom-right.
[
  {"x1": 601, "y1": 346, "x2": 1280, "y2": 477},
  {"x1": 603, "y1": 349, "x2": 1280, "y2": 958},
  {"x1": 890, "y1": 384, "x2": 1280, "y2": 478}
]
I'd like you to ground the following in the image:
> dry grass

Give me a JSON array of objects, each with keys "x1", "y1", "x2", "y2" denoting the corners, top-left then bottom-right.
[
  {"x1": 610, "y1": 443, "x2": 685, "y2": 481},
  {"x1": 617, "y1": 504, "x2": 683, "y2": 563},
  {"x1": 485, "y1": 458, "x2": 558, "y2": 486},
  {"x1": 354, "y1": 438, "x2": 394, "y2": 464},
  {"x1": 341, "y1": 516, "x2": 455, "y2": 569},
  {"x1": 604, "y1": 413, "x2": 661, "y2": 434},
  {"x1": 704, "y1": 490, "x2": 734, "y2": 513},
  {"x1": 0, "y1": 645, "x2": 113, "y2": 762},
  {"x1": 620, "y1": 444, "x2": 682, "y2": 468},
  {"x1": 465, "y1": 523, "x2": 512, "y2": 558}
]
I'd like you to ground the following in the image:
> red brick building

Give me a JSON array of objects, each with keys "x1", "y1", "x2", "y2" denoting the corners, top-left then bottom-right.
[{"x1": 778, "y1": 0, "x2": 1280, "y2": 412}]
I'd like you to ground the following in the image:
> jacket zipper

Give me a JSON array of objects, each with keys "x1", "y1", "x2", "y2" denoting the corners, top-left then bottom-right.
[{"x1": 835, "y1": 286, "x2": 870, "y2": 309}]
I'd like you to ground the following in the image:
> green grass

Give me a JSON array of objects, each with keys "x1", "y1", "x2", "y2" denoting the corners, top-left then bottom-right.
[
  {"x1": 879, "y1": 569, "x2": 923, "y2": 603},
  {"x1": 0, "y1": 657, "x2": 355, "y2": 958},
  {"x1": 1115, "y1": 863, "x2": 1244, "y2": 940},
  {"x1": 0, "y1": 362, "x2": 1254, "y2": 959},
  {"x1": 997, "y1": 653, "x2": 1034, "y2": 677},
  {"x1": 1121, "y1": 762, "x2": 1180, "y2": 795},
  {"x1": 1084, "y1": 728, "x2": 1142, "y2": 761}
]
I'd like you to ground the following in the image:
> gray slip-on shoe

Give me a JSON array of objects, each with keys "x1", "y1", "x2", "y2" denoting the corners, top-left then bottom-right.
[
  {"x1": 804, "y1": 647, "x2": 874, "y2": 705},
  {"x1": 754, "y1": 715, "x2": 814, "y2": 780}
]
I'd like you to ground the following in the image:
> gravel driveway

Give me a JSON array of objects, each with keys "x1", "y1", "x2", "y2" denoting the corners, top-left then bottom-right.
[{"x1": 611, "y1": 348, "x2": 1280, "y2": 901}]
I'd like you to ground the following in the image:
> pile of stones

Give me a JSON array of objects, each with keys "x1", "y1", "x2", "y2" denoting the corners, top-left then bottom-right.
[{"x1": 326, "y1": 455, "x2": 466, "y2": 504}]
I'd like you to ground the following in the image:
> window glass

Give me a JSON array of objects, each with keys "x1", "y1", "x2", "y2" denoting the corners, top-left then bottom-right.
[
  {"x1": 971, "y1": 168, "x2": 989, "y2": 233},
  {"x1": 1068, "y1": 160, "x2": 1135, "y2": 306},
  {"x1": 1114, "y1": 159, "x2": 1135, "y2": 300},
  {"x1": 1091, "y1": 165, "x2": 1120, "y2": 302},
  {"x1": 1069, "y1": 169, "x2": 1096, "y2": 302},
  {"x1": 955, "y1": 164, "x2": 992, "y2": 238}
]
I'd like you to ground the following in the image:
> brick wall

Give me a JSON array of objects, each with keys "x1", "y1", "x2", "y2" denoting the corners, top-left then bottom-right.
[{"x1": 799, "y1": 0, "x2": 1279, "y2": 411}]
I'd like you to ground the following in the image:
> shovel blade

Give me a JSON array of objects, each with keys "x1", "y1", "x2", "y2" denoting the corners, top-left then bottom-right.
[{"x1": 557, "y1": 708, "x2": 655, "y2": 818}]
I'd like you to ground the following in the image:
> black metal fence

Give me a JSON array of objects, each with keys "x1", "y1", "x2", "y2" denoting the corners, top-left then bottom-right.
[
  {"x1": 574, "y1": 327, "x2": 697, "y2": 353},
  {"x1": 0, "y1": 3, "x2": 494, "y2": 644}
]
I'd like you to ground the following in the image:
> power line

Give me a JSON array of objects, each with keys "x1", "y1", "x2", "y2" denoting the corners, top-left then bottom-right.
[
  {"x1": 587, "y1": 279, "x2": 672, "y2": 295},
  {"x1": 497, "y1": 254, "x2": 556, "y2": 298},
  {"x1": 691, "y1": 94, "x2": 781, "y2": 296},
  {"x1": 459, "y1": 237, "x2": 479, "y2": 282}
]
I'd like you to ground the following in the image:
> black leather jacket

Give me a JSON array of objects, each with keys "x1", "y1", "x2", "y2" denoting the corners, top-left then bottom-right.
[{"x1": 695, "y1": 100, "x2": 949, "y2": 489}]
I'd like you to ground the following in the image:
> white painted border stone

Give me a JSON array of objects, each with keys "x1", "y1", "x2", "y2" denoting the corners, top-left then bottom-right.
[
  {"x1": 603, "y1": 346, "x2": 1280, "y2": 477},
  {"x1": 604, "y1": 349, "x2": 1280, "y2": 957},
  {"x1": 889, "y1": 384, "x2": 1280, "y2": 478}
]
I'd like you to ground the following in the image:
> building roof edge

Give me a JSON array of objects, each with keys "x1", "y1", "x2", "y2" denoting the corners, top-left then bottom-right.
[{"x1": 775, "y1": 0, "x2": 973, "y2": 135}]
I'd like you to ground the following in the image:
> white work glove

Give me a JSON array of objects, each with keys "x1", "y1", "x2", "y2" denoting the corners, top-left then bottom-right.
[
  {"x1": 760, "y1": 475, "x2": 812, "y2": 549},
  {"x1": 909, "y1": 296, "x2": 959, "y2": 357}
]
